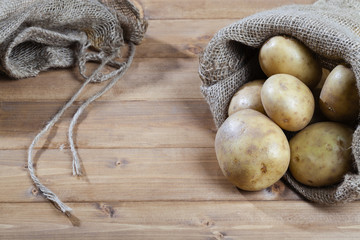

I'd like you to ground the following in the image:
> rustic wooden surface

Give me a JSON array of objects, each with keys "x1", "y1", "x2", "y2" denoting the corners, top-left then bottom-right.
[{"x1": 1, "y1": 0, "x2": 360, "y2": 239}]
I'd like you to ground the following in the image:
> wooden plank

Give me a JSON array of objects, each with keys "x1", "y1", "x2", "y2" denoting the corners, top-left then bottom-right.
[
  {"x1": 0, "y1": 100, "x2": 216, "y2": 150},
  {"x1": 0, "y1": 58, "x2": 204, "y2": 102},
  {"x1": 137, "y1": 19, "x2": 235, "y2": 58},
  {"x1": 0, "y1": 201, "x2": 359, "y2": 240},
  {"x1": 140, "y1": 0, "x2": 317, "y2": 20},
  {"x1": 0, "y1": 148, "x2": 299, "y2": 202}
]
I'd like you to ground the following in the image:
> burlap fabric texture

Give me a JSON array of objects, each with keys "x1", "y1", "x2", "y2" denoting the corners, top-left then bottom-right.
[
  {"x1": 0, "y1": 0, "x2": 147, "y2": 215},
  {"x1": 199, "y1": 0, "x2": 360, "y2": 204}
]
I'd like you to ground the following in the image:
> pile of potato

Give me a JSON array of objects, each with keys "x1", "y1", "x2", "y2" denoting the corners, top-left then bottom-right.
[{"x1": 215, "y1": 36, "x2": 358, "y2": 191}]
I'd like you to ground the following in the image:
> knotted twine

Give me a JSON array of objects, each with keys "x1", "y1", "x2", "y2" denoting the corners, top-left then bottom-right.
[
  {"x1": 199, "y1": 0, "x2": 360, "y2": 204},
  {"x1": 0, "y1": 0, "x2": 147, "y2": 215}
]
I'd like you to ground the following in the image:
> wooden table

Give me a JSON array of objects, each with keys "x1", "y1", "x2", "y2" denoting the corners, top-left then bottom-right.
[{"x1": 1, "y1": 0, "x2": 359, "y2": 239}]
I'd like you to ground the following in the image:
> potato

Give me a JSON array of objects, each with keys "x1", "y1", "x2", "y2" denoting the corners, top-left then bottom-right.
[
  {"x1": 316, "y1": 68, "x2": 331, "y2": 91},
  {"x1": 309, "y1": 68, "x2": 330, "y2": 125},
  {"x1": 261, "y1": 74, "x2": 315, "y2": 132},
  {"x1": 259, "y1": 36, "x2": 322, "y2": 89},
  {"x1": 319, "y1": 65, "x2": 359, "y2": 124},
  {"x1": 228, "y1": 80, "x2": 265, "y2": 116},
  {"x1": 289, "y1": 122, "x2": 353, "y2": 187},
  {"x1": 215, "y1": 109, "x2": 290, "y2": 191}
]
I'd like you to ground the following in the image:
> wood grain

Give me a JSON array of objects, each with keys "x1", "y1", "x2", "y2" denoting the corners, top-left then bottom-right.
[
  {"x1": 0, "y1": 58, "x2": 203, "y2": 101},
  {"x1": 0, "y1": 100, "x2": 216, "y2": 150},
  {"x1": 136, "y1": 19, "x2": 236, "y2": 58},
  {"x1": 0, "y1": 148, "x2": 299, "y2": 202},
  {"x1": 0, "y1": 201, "x2": 358, "y2": 240},
  {"x1": 140, "y1": 0, "x2": 317, "y2": 20}
]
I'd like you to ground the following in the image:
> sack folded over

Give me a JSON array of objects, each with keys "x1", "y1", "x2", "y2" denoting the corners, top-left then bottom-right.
[{"x1": 199, "y1": 0, "x2": 360, "y2": 204}]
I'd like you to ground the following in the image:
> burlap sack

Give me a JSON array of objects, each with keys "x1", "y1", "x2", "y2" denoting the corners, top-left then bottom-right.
[
  {"x1": 0, "y1": 0, "x2": 147, "y2": 215},
  {"x1": 0, "y1": 0, "x2": 147, "y2": 78},
  {"x1": 199, "y1": 0, "x2": 360, "y2": 204}
]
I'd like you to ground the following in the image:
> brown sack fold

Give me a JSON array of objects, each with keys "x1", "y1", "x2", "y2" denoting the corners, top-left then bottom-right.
[{"x1": 199, "y1": 0, "x2": 360, "y2": 204}]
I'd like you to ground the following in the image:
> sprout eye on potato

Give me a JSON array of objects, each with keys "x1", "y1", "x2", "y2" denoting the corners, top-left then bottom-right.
[{"x1": 259, "y1": 35, "x2": 322, "y2": 89}]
